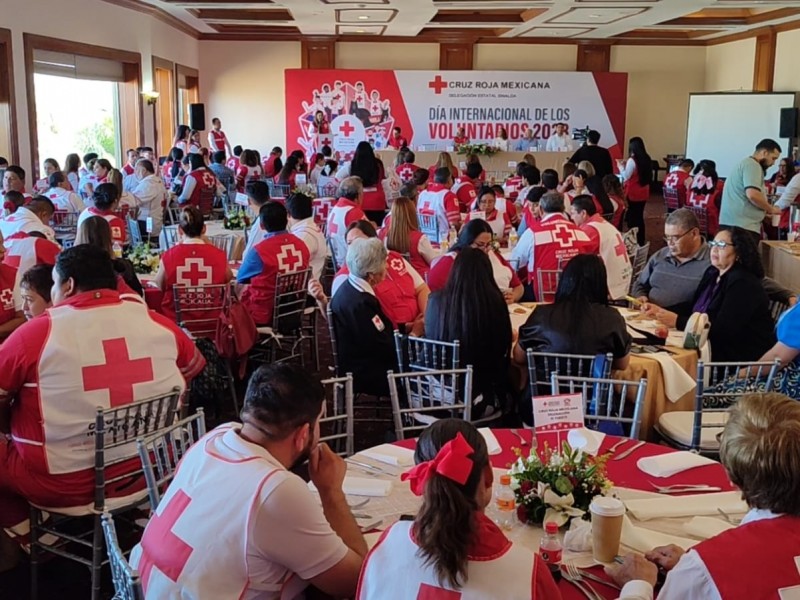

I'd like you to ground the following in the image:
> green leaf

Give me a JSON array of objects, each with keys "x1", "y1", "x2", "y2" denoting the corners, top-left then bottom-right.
[{"x1": 554, "y1": 475, "x2": 573, "y2": 495}]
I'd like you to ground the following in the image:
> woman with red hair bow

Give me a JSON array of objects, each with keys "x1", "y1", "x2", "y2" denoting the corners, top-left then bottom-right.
[{"x1": 357, "y1": 419, "x2": 561, "y2": 599}]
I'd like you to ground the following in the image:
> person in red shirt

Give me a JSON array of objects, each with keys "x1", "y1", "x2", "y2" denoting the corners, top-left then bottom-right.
[
  {"x1": 2, "y1": 229, "x2": 59, "y2": 280},
  {"x1": 428, "y1": 152, "x2": 459, "y2": 181},
  {"x1": 235, "y1": 149, "x2": 263, "y2": 193},
  {"x1": 178, "y1": 153, "x2": 219, "y2": 216},
  {"x1": 395, "y1": 150, "x2": 419, "y2": 184},
  {"x1": 327, "y1": 177, "x2": 368, "y2": 267},
  {"x1": 466, "y1": 186, "x2": 511, "y2": 244},
  {"x1": 226, "y1": 145, "x2": 243, "y2": 173},
  {"x1": 122, "y1": 149, "x2": 139, "y2": 177},
  {"x1": 0, "y1": 245, "x2": 205, "y2": 531},
  {"x1": 154, "y1": 206, "x2": 233, "y2": 322},
  {"x1": 379, "y1": 197, "x2": 439, "y2": 279},
  {"x1": 78, "y1": 216, "x2": 144, "y2": 297},
  {"x1": 387, "y1": 126, "x2": 408, "y2": 150},
  {"x1": 262, "y1": 146, "x2": 283, "y2": 179},
  {"x1": 0, "y1": 231, "x2": 24, "y2": 341},
  {"x1": 453, "y1": 126, "x2": 469, "y2": 147},
  {"x1": 237, "y1": 202, "x2": 310, "y2": 326},
  {"x1": 417, "y1": 168, "x2": 461, "y2": 244},
  {"x1": 207, "y1": 117, "x2": 233, "y2": 156},
  {"x1": 75, "y1": 183, "x2": 126, "y2": 247},
  {"x1": 451, "y1": 162, "x2": 481, "y2": 213},
  {"x1": 19, "y1": 264, "x2": 53, "y2": 321},
  {"x1": 350, "y1": 141, "x2": 387, "y2": 225}
]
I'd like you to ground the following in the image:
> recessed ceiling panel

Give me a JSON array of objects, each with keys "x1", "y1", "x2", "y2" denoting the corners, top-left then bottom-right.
[
  {"x1": 548, "y1": 7, "x2": 646, "y2": 25},
  {"x1": 336, "y1": 9, "x2": 396, "y2": 24},
  {"x1": 520, "y1": 27, "x2": 593, "y2": 38}
]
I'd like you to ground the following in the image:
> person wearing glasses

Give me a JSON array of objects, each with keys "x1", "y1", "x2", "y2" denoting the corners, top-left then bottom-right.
[
  {"x1": 646, "y1": 227, "x2": 776, "y2": 363},
  {"x1": 608, "y1": 392, "x2": 800, "y2": 599},
  {"x1": 633, "y1": 209, "x2": 795, "y2": 314}
]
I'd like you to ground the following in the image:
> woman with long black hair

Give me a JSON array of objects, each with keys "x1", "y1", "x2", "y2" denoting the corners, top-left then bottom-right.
[
  {"x1": 620, "y1": 136, "x2": 653, "y2": 245},
  {"x1": 349, "y1": 141, "x2": 387, "y2": 225},
  {"x1": 513, "y1": 254, "x2": 632, "y2": 425},
  {"x1": 426, "y1": 248, "x2": 512, "y2": 416},
  {"x1": 357, "y1": 419, "x2": 560, "y2": 599}
]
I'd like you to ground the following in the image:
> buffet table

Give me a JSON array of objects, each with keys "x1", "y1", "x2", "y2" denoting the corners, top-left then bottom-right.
[
  {"x1": 760, "y1": 240, "x2": 800, "y2": 293},
  {"x1": 376, "y1": 150, "x2": 572, "y2": 178},
  {"x1": 337, "y1": 430, "x2": 737, "y2": 600}
]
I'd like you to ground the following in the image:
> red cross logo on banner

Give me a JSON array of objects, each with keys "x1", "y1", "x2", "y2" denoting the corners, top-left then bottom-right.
[
  {"x1": 320, "y1": 135, "x2": 332, "y2": 146},
  {"x1": 277, "y1": 245, "x2": 304, "y2": 272},
  {"x1": 417, "y1": 583, "x2": 461, "y2": 599},
  {"x1": 428, "y1": 75, "x2": 448, "y2": 95},
  {"x1": 176, "y1": 258, "x2": 212, "y2": 287},
  {"x1": 614, "y1": 235, "x2": 628, "y2": 258},
  {"x1": 82, "y1": 338, "x2": 154, "y2": 407},
  {"x1": 138, "y1": 490, "x2": 194, "y2": 590},
  {"x1": 0, "y1": 288, "x2": 14, "y2": 309},
  {"x1": 338, "y1": 121, "x2": 355, "y2": 138},
  {"x1": 552, "y1": 223, "x2": 577, "y2": 248}
]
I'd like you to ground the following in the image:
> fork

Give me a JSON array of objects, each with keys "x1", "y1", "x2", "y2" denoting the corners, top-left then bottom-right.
[
  {"x1": 650, "y1": 482, "x2": 722, "y2": 494},
  {"x1": 564, "y1": 562, "x2": 621, "y2": 591},
  {"x1": 561, "y1": 568, "x2": 603, "y2": 600},
  {"x1": 717, "y1": 508, "x2": 743, "y2": 525}
]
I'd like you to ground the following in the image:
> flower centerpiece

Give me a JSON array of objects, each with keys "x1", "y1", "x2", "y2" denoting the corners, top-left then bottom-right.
[
  {"x1": 456, "y1": 143, "x2": 499, "y2": 157},
  {"x1": 292, "y1": 183, "x2": 317, "y2": 199},
  {"x1": 224, "y1": 209, "x2": 250, "y2": 231},
  {"x1": 509, "y1": 441, "x2": 612, "y2": 528},
  {"x1": 125, "y1": 243, "x2": 160, "y2": 275}
]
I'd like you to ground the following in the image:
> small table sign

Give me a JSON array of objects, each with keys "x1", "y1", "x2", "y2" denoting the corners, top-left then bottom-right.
[{"x1": 532, "y1": 393, "x2": 585, "y2": 446}]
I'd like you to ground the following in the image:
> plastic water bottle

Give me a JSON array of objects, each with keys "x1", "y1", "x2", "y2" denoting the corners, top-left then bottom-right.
[
  {"x1": 508, "y1": 227, "x2": 519, "y2": 250},
  {"x1": 539, "y1": 521, "x2": 563, "y2": 581},
  {"x1": 112, "y1": 241, "x2": 123, "y2": 259},
  {"x1": 493, "y1": 474, "x2": 517, "y2": 531}
]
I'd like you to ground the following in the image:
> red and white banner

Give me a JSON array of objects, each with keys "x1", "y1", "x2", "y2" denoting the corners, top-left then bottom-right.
[{"x1": 285, "y1": 69, "x2": 627, "y2": 159}]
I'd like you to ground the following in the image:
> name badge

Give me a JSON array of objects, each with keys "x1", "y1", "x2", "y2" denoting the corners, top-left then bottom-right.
[{"x1": 371, "y1": 314, "x2": 385, "y2": 332}]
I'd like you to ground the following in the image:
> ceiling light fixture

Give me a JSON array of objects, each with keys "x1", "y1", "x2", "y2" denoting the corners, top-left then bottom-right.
[
  {"x1": 356, "y1": 28, "x2": 366, "y2": 33},
  {"x1": 358, "y1": 15, "x2": 369, "y2": 20}
]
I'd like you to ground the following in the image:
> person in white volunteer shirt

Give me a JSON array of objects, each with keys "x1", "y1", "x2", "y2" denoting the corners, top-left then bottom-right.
[
  {"x1": 130, "y1": 363, "x2": 367, "y2": 600},
  {"x1": 131, "y1": 159, "x2": 166, "y2": 240},
  {"x1": 45, "y1": 171, "x2": 85, "y2": 213},
  {"x1": 546, "y1": 122, "x2": 574, "y2": 152},
  {"x1": 207, "y1": 117, "x2": 233, "y2": 156},
  {"x1": 241, "y1": 180, "x2": 271, "y2": 259},
  {"x1": 608, "y1": 392, "x2": 800, "y2": 600},
  {"x1": 358, "y1": 418, "x2": 561, "y2": 599},
  {"x1": 286, "y1": 192, "x2": 327, "y2": 280},
  {"x1": 0, "y1": 197, "x2": 56, "y2": 243},
  {"x1": 570, "y1": 195, "x2": 632, "y2": 299}
]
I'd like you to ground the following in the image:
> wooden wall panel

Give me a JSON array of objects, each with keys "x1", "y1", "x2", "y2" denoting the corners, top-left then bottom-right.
[
  {"x1": 576, "y1": 44, "x2": 611, "y2": 72},
  {"x1": 753, "y1": 30, "x2": 776, "y2": 92},
  {"x1": 0, "y1": 29, "x2": 17, "y2": 164},
  {"x1": 440, "y1": 43, "x2": 474, "y2": 70},
  {"x1": 301, "y1": 39, "x2": 335, "y2": 69}
]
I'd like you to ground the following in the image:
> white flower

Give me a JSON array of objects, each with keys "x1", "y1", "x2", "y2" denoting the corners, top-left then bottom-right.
[{"x1": 542, "y1": 488, "x2": 585, "y2": 528}]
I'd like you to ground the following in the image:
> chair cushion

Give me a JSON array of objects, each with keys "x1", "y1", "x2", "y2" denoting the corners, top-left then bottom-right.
[{"x1": 657, "y1": 410, "x2": 728, "y2": 451}]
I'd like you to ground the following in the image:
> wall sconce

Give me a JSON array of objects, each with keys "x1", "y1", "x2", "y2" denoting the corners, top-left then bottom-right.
[{"x1": 141, "y1": 90, "x2": 160, "y2": 106}]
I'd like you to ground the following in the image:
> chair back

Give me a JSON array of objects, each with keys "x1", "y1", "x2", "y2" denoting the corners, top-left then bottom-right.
[
  {"x1": 629, "y1": 242, "x2": 650, "y2": 293},
  {"x1": 327, "y1": 237, "x2": 340, "y2": 273},
  {"x1": 272, "y1": 268, "x2": 311, "y2": 335},
  {"x1": 101, "y1": 513, "x2": 145, "y2": 600},
  {"x1": 162, "y1": 225, "x2": 179, "y2": 250},
  {"x1": 317, "y1": 182, "x2": 338, "y2": 198},
  {"x1": 51, "y1": 211, "x2": 80, "y2": 242},
  {"x1": 621, "y1": 228, "x2": 638, "y2": 254},
  {"x1": 417, "y1": 212, "x2": 439, "y2": 242},
  {"x1": 136, "y1": 410, "x2": 206, "y2": 510},
  {"x1": 394, "y1": 332, "x2": 460, "y2": 373},
  {"x1": 527, "y1": 349, "x2": 612, "y2": 400},
  {"x1": 388, "y1": 367, "x2": 473, "y2": 440},
  {"x1": 166, "y1": 206, "x2": 181, "y2": 226},
  {"x1": 269, "y1": 182, "x2": 291, "y2": 200},
  {"x1": 536, "y1": 268, "x2": 562, "y2": 303},
  {"x1": 127, "y1": 217, "x2": 143, "y2": 247},
  {"x1": 198, "y1": 186, "x2": 215, "y2": 218},
  {"x1": 319, "y1": 375, "x2": 354, "y2": 457},
  {"x1": 94, "y1": 387, "x2": 182, "y2": 511},
  {"x1": 601, "y1": 212, "x2": 615, "y2": 223},
  {"x1": 173, "y1": 282, "x2": 229, "y2": 338},
  {"x1": 690, "y1": 359, "x2": 780, "y2": 451},
  {"x1": 687, "y1": 205, "x2": 709, "y2": 237},
  {"x1": 550, "y1": 373, "x2": 647, "y2": 440},
  {"x1": 207, "y1": 234, "x2": 234, "y2": 260},
  {"x1": 663, "y1": 185, "x2": 682, "y2": 212},
  {"x1": 768, "y1": 299, "x2": 790, "y2": 324},
  {"x1": 326, "y1": 304, "x2": 341, "y2": 375}
]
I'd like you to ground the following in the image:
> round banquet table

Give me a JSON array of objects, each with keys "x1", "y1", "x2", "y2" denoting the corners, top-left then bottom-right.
[{"x1": 352, "y1": 429, "x2": 735, "y2": 600}]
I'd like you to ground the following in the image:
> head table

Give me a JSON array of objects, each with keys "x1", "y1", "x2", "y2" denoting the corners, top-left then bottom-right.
[{"x1": 339, "y1": 429, "x2": 736, "y2": 600}]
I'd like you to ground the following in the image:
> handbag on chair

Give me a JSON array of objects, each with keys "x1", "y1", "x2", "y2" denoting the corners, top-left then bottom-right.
[{"x1": 215, "y1": 287, "x2": 257, "y2": 378}]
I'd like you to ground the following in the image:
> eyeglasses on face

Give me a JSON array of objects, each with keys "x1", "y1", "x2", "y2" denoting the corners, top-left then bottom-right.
[
  {"x1": 708, "y1": 240, "x2": 735, "y2": 249},
  {"x1": 663, "y1": 229, "x2": 694, "y2": 244}
]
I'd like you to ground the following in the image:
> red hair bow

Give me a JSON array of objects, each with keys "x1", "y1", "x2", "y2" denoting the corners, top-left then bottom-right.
[{"x1": 401, "y1": 432, "x2": 475, "y2": 496}]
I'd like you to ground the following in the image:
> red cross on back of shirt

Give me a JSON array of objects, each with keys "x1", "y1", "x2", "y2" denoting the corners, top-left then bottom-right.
[
  {"x1": 614, "y1": 236, "x2": 628, "y2": 258},
  {"x1": 139, "y1": 489, "x2": 194, "y2": 590},
  {"x1": 553, "y1": 223, "x2": 575, "y2": 246},
  {"x1": 339, "y1": 121, "x2": 355, "y2": 137},
  {"x1": 82, "y1": 338, "x2": 154, "y2": 407},
  {"x1": 417, "y1": 583, "x2": 461, "y2": 599},
  {"x1": 328, "y1": 220, "x2": 339, "y2": 235}
]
